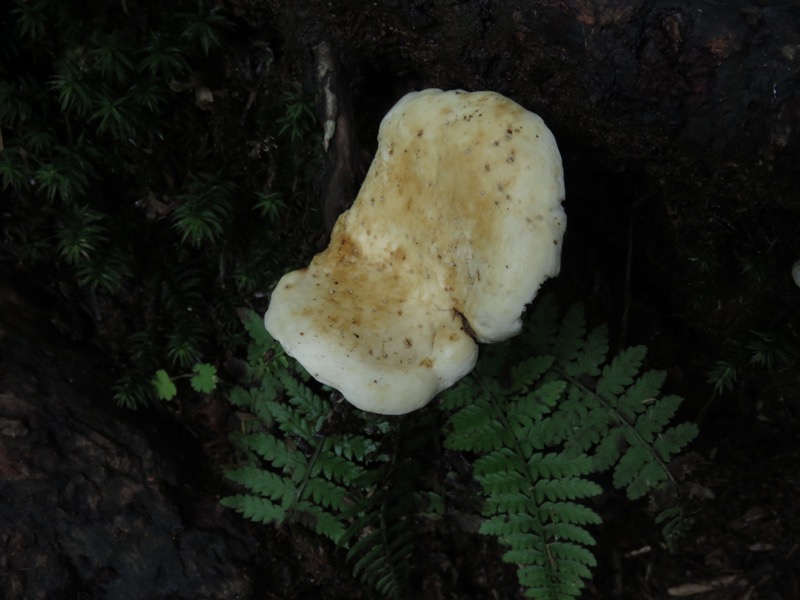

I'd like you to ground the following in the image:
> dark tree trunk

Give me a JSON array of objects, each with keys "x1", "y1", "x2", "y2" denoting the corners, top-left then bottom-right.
[
  {"x1": 0, "y1": 283, "x2": 262, "y2": 599},
  {"x1": 254, "y1": 0, "x2": 800, "y2": 177},
  {"x1": 0, "y1": 280, "x2": 360, "y2": 599},
  {"x1": 244, "y1": 0, "x2": 800, "y2": 385}
]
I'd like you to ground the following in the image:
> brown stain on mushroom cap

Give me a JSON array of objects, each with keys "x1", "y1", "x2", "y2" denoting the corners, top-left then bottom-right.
[
  {"x1": 344, "y1": 89, "x2": 565, "y2": 342},
  {"x1": 332, "y1": 233, "x2": 361, "y2": 264}
]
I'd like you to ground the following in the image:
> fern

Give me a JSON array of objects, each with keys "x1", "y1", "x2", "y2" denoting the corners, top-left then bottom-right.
[
  {"x1": 444, "y1": 379, "x2": 602, "y2": 599},
  {"x1": 523, "y1": 306, "x2": 700, "y2": 502},
  {"x1": 339, "y1": 416, "x2": 439, "y2": 598},
  {"x1": 222, "y1": 311, "x2": 382, "y2": 545},
  {"x1": 224, "y1": 301, "x2": 696, "y2": 598},
  {"x1": 441, "y1": 297, "x2": 697, "y2": 598},
  {"x1": 341, "y1": 496, "x2": 416, "y2": 598},
  {"x1": 223, "y1": 310, "x2": 434, "y2": 598},
  {"x1": 224, "y1": 399, "x2": 366, "y2": 543}
]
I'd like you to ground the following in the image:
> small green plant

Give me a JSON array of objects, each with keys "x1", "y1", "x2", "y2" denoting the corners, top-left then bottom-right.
[
  {"x1": 707, "y1": 360, "x2": 738, "y2": 396},
  {"x1": 177, "y1": 0, "x2": 234, "y2": 56},
  {"x1": 152, "y1": 363, "x2": 219, "y2": 400},
  {"x1": 706, "y1": 328, "x2": 798, "y2": 403},
  {"x1": 172, "y1": 172, "x2": 235, "y2": 248},
  {"x1": 276, "y1": 90, "x2": 316, "y2": 143},
  {"x1": 746, "y1": 329, "x2": 797, "y2": 372},
  {"x1": 222, "y1": 300, "x2": 697, "y2": 598}
]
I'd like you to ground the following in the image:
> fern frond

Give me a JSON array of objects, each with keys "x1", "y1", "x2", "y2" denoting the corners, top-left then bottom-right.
[
  {"x1": 446, "y1": 375, "x2": 602, "y2": 597},
  {"x1": 524, "y1": 293, "x2": 560, "y2": 353},
  {"x1": 480, "y1": 513, "x2": 538, "y2": 537},
  {"x1": 596, "y1": 345, "x2": 647, "y2": 397},
  {"x1": 313, "y1": 451, "x2": 368, "y2": 484},
  {"x1": 337, "y1": 417, "x2": 442, "y2": 599},
  {"x1": 224, "y1": 295, "x2": 697, "y2": 598},
  {"x1": 591, "y1": 426, "x2": 623, "y2": 471},
  {"x1": 473, "y1": 447, "x2": 519, "y2": 477},
  {"x1": 244, "y1": 432, "x2": 306, "y2": 474},
  {"x1": 553, "y1": 303, "x2": 587, "y2": 364},
  {"x1": 294, "y1": 499, "x2": 347, "y2": 543},
  {"x1": 476, "y1": 469, "x2": 528, "y2": 495},
  {"x1": 220, "y1": 494, "x2": 285, "y2": 524},
  {"x1": 656, "y1": 506, "x2": 695, "y2": 552},
  {"x1": 239, "y1": 308, "x2": 274, "y2": 356},
  {"x1": 324, "y1": 434, "x2": 377, "y2": 462},
  {"x1": 654, "y1": 422, "x2": 699, "y2": 462},
  {"x1": 561, "y1": 364, "x2": 696, "y2": 501},
  {"x1": 510, "y1": 380, "x2": 567, "y2": 445},
  {"x1": 485, "y1": 491, "x2": 532, "y2": 514},
  {"x1": 543, "y1": 522, "x2": 596, "y2": 546},
  {"x1": 339, "y1": 489, "x2": 417, "y2": 598},
  {"x1": 630, "y1": 393, "x2": 680, "y2": 442},
  {"x1": 225, "y1": 466, "x2": 294, "y2": 503},
  {"x1": 277, "y1": 369, "x2": 328, "y2": 423},
  {"x1": 438, "y1": 378, "x2": 473, "y2": 410},
  {"x1": 615, "y1": 369, "x2": 667, "y2": 420},
  {"x1": 442, "y1": 298, "x2": 696, "y2": 597},
  {"x1": 614, "y1": 447, "x2": 666, "y2": 499},
  {"x1": 510, "y1": 354, "x2": 555, "y2": 393},
  {"x1": 443, "y1": 392, "x2": 505, "y2": 452},
  {"x1": 541, "y1": 501, "x2": 603, "y2": 526},
  {"x1": 300, "y1": 477, "x2": 348, "y2": 510},
  {"x1": 473, "y1": 340, "x2": 511, "y2": 379},
  {"x1": 534, "y1": 477, "x2": 603, "y2": 502},
  {"x1": 223, "y1": 311, "x2": 412, "y2": 594},
  {"x1": 567, "y1": 323, "x2": 609, "y2": 379},
  {"x1": 527, "y1": 452, "x2": 594, "y2": 479},
  {"x1": 344, "y1": 507, "x2": 415, "y2": 598}
]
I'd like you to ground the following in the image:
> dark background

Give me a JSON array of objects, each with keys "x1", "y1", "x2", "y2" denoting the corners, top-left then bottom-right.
[{"x1": 1, "y1": 1, "x2": 799, "y2": 598}]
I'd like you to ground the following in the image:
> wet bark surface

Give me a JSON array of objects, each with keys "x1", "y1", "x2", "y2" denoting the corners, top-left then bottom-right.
[
  {"x1": 2, "y1": 0, "x2": 800, "y2": 598},
  {"x1": 0, "y1": 283, "x2": 259, "y2": 599},
  {"x1": 0, "y1": 279, "x2": 365, "y2": 599}
]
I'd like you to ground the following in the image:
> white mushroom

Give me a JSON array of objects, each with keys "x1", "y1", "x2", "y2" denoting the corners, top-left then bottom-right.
[
  {"x1": 265, "y1": 89, "x2": 566, "y2": 414},
  {"x1": 792, "y1": 259, "x2": 800, "y2": 287}
]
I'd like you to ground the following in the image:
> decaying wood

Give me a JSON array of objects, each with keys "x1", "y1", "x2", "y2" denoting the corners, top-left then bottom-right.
[
  {"x1": 0, "y1": 288, "x2": 258, "y2": 599},
  {"x1": 245, "y1": 0, "x2": 800, "y2": 357}
]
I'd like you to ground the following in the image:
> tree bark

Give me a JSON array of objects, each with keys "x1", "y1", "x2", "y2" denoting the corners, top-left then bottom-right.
[
  {"x1": 0, "y1": 284, "x2": 260, "y2": 600},
  {"x1": 242, "y1": 0, "x2": 800, "y2": 372},
  {"x1": 252, "y1": 0, "x2": 800, "y2": 170}
]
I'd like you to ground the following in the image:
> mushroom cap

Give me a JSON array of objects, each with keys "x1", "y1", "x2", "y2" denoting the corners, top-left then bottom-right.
[{"x1": 265, "y1": 89, "x2": 566, "y2": 414}]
